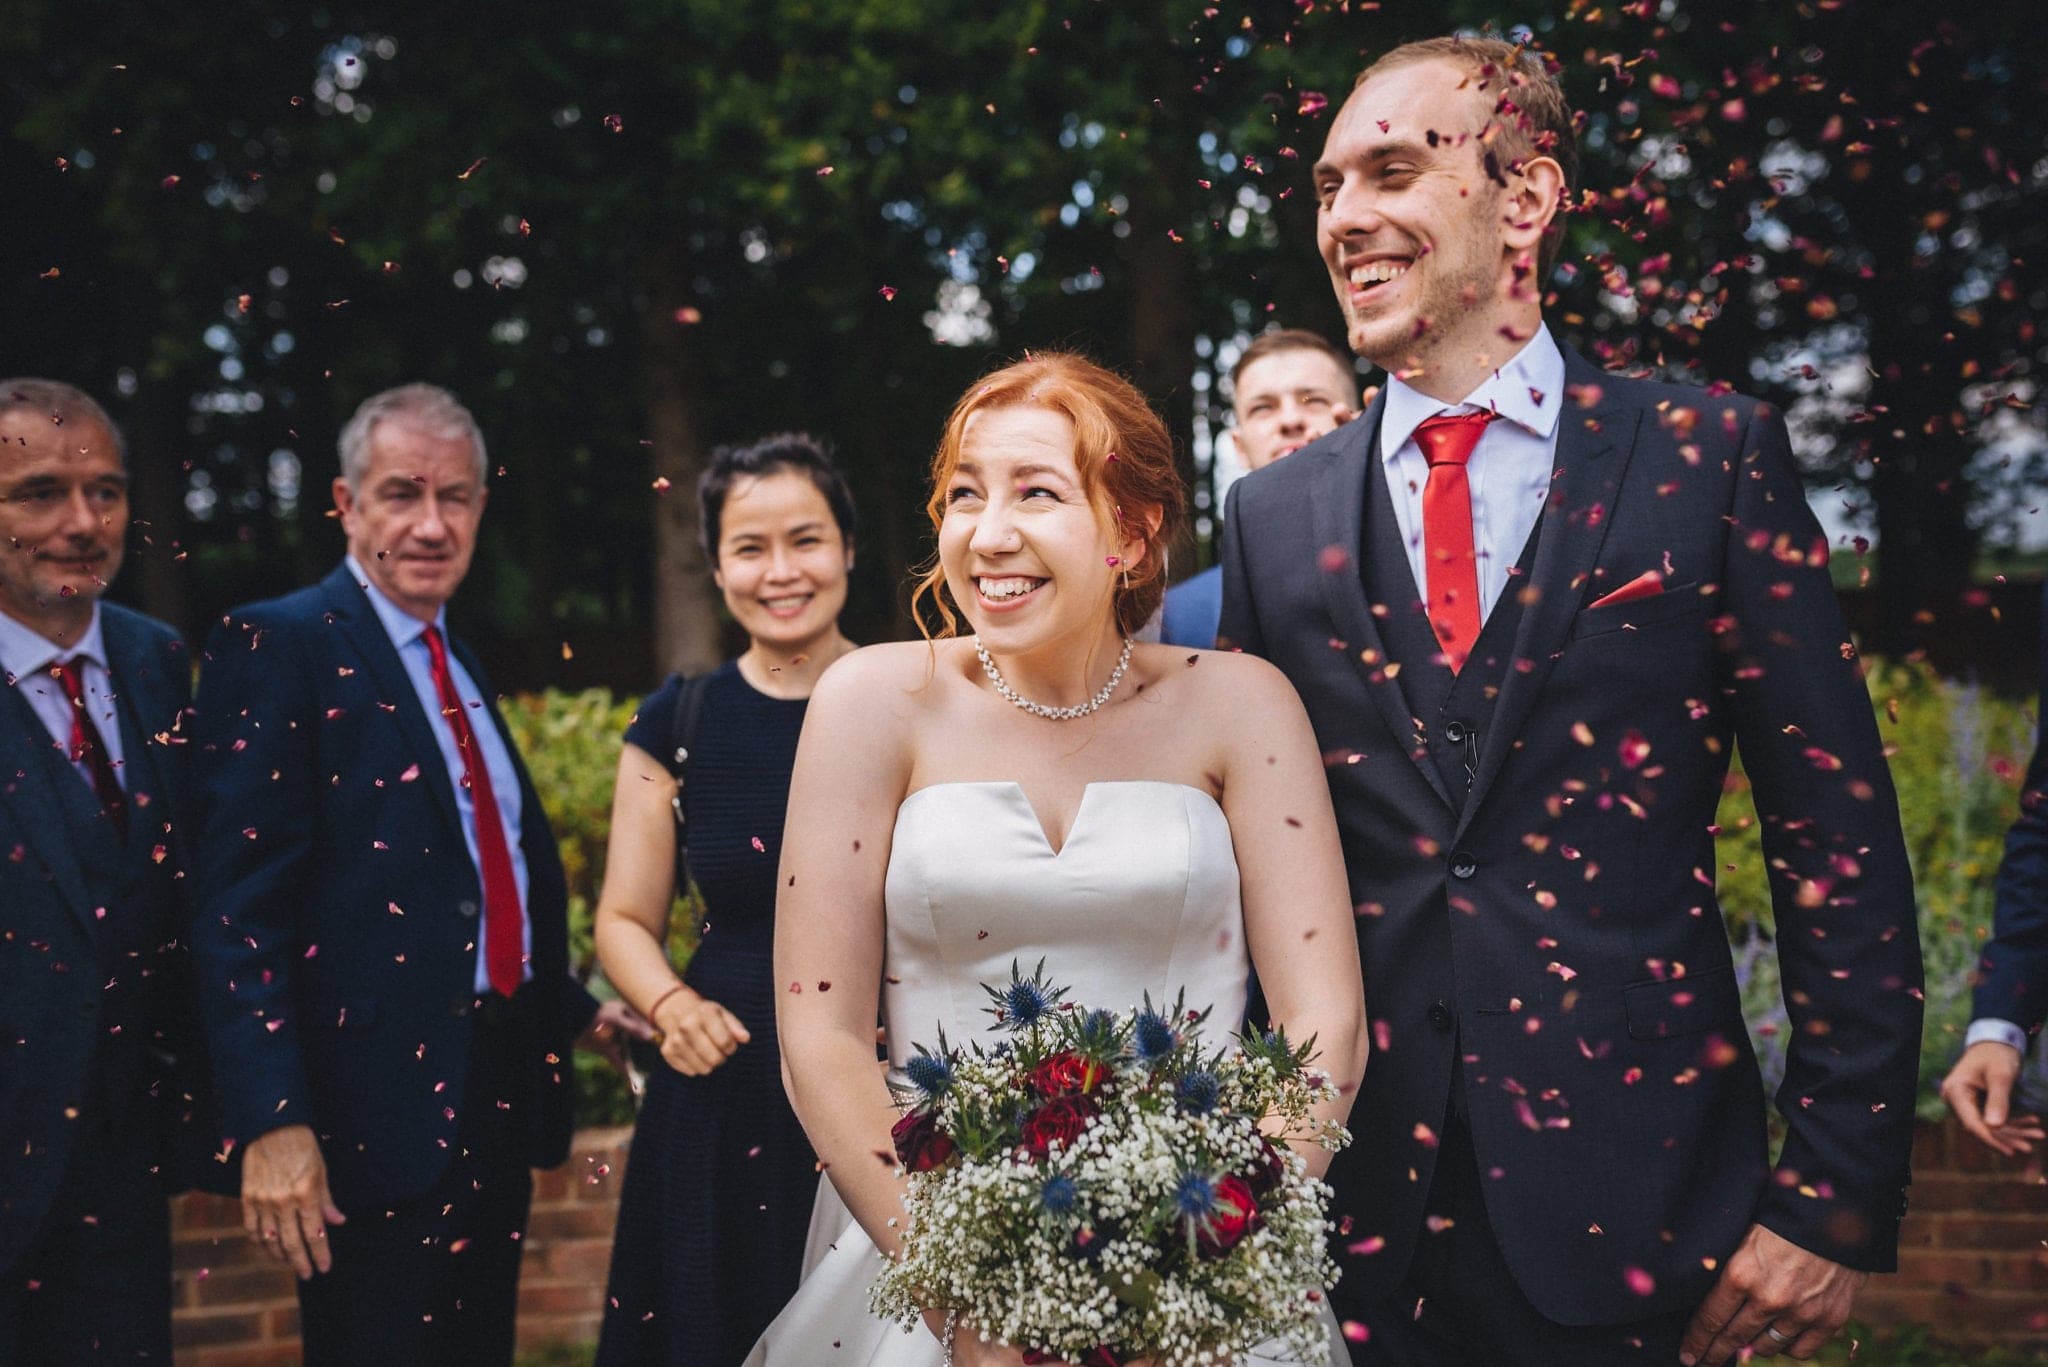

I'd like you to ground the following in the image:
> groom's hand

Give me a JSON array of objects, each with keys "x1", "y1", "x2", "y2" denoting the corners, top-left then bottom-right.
[{"x1": 1679, "y1": 1224, "x2": 1865, "y2": 1364}]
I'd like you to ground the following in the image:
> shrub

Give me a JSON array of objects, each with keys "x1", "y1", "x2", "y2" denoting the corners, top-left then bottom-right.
[
  {"x1": 1720, "y1": 659, "x2": 2047, "y2": 1120},
  {"x1": 502, "y1": 688, "x2": 700, "y2": 1127}
]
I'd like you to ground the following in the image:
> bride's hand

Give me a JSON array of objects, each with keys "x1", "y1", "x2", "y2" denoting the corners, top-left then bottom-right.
[
  {"x1": 923, "y1": 1311, "x2": 1033, "y2": 1367},
  {"x1": 652, "y1": 986, "x2": 751, "y2": 1075}
]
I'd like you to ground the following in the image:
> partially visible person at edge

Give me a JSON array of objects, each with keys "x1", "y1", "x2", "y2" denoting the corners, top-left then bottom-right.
[
  {"x1": 1220, "y1": 34, "x2": 1922, "y2": 1367},
  {"x1": 1941, "y1": 577, "x2": 2048, "y2": 1156},
  {"x1": 0, "y1": 378, "x2": 221, "y2": 1364},
  {"x1": 191, "y1": 383, "x2": 647, "y2": 1366},
  {"x1": 594, "y1": 433, "x2": 859, "y2": 1365},
  {"x1": 1161, "y1": 328, "x2": 1360, "y2": 649}
]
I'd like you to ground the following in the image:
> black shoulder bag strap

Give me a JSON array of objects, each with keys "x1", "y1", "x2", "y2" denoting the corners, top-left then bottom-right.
[{"x1": 666, "y1": 670, "x2": 716, "y2": 844}]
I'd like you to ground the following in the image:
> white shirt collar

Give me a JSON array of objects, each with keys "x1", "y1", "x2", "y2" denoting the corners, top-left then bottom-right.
[
  {"x1": 343, "y1": 555, "x2": 448, "y2": 650},
  {"x1": 0, "y1": 603, "x2": 108, "y2": 684},
  {"x1": 1380, "y1": 326, "x2": 1566, "y2": 463}
]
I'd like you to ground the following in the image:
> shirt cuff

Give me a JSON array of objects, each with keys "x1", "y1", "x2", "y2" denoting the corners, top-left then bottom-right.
[{"x1": 1965, "y1": 1018, "x2": 2028, "y2": 1054}]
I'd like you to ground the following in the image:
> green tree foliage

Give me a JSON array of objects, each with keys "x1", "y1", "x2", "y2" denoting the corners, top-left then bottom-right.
[{"x1": 4, "y1": 1, "x2": 2042, "y2": 672}]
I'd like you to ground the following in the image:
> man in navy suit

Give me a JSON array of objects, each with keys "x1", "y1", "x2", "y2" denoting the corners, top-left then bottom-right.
[
  {"x1": 1162, "y1": 328, "x2": 1357, "y2": 648},
  {"x1": 192, "y1": 384, "x2": 644, "y2": 1365},
  {"x1": 0, "y1": 379, "x2": 216, "y2": 1363},
  {"x1": 1940, "y1": 584, "x2": 2048, "y2": 1155},
  {"x1": 1221, "y1": 37, "x2": 1922, "y2": 1366}
]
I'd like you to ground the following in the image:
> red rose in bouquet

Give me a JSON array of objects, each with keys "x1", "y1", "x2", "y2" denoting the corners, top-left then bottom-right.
[
  {"x1": 1029, "y1": 1049, "x2": 1109, "y2": 1098},
  {"x1": 1020, "y1": 1094, "x2": 1097, "y2": 1158},
  {"x1": 891, "y1": 1109, "x2": 956, "y2": 1173},
  {"x1": 1196, "y1": 1174, "x2": 1262, "y2": 1257}
]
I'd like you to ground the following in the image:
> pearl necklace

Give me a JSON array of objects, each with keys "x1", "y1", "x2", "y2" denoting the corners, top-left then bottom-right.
[{"x1": 974, "y1": 635, "x2": 1133, "y2": 721}]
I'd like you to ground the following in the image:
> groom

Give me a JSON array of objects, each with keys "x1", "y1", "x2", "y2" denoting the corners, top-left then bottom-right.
[{"x1": 1221, "y1": 37, "x2": 1923, "y2": 1366}]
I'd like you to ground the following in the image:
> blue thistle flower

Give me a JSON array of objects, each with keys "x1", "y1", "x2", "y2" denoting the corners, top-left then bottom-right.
[
  {"x1": 1002, "y1": 978, "x2": 1051, "y2": 1029},
  {"x1": 1039, "y1": 1174, "x2": 1079, "y2": 1216},
  {"x1": 1133, "y1": 1010, "x2": 1178, "y2": 1063},
  {"x1": 1175, "y1": 1069, "x2": 1220, "y2": 1115},
  {"x1": 1082, "y1": 1009, "x2": 1117, "y2": 1035},
  {"x1": 1172, "y1": 1171, "x2": 1216, "y2": 1219},
  {"x1": 904, "y1": 1052, "x2": 952, "y2": 1099}
]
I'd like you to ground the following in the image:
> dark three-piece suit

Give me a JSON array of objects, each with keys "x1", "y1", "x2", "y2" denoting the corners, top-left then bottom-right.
[{"x1": 1221, "y1": 335, "x2": 1924, "y2": 1359}]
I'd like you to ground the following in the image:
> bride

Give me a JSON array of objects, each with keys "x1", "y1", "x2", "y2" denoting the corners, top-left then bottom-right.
[{"x1": 752, "y1": 354, "x2": 1367, "y2": 1366}]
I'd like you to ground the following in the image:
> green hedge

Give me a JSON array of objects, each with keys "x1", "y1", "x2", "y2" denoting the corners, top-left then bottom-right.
[
  {"x1": 511, "y1": 659, "x2": 2044, "y2": 1129},
  {"x1": 1716, "y1": 660, "x2": 2044, "y2": 1120}
]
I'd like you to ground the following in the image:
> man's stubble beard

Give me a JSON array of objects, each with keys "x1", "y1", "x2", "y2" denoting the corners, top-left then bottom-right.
[{"x1": 1345, "y1": 246, "x2": 1504, "y2": 383}]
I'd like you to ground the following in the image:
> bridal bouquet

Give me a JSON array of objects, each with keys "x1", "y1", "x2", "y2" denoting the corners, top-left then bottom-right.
[{"x1": 870, "y1": 963, "x2": 1347, "y2": 1366}]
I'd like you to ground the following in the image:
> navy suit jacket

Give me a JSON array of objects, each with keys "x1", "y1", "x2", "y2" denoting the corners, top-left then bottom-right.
[
  {"x1": 1, "y1": 604, "x2": 221, "y2": 1272},
  {"x1": 192, "y1": 566, "x2": 596, "y2": 1209},
  {"x1": 1975, "y1": 583, "x2": 2048, "y2": 1040},
  {"x1": 1220, "y1": 340, "x2": 1924, "y2": 1325},
  {"x1": 1162, "y1": 565, "x2": 1223, "y2": 650}
]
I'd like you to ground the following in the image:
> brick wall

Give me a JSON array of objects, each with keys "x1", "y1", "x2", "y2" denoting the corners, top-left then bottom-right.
[
  {"x1": 1856, "y1": 1118, "x2": 2048, "y2": 1352},
  {"x1": 169, "y1": 1119, "x2": 2047, "y2": 1363}
]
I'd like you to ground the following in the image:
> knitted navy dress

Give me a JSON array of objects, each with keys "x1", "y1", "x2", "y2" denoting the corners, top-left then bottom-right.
[{"x1": 596, "y1": 663, "x2": 820, "y2": 1366}]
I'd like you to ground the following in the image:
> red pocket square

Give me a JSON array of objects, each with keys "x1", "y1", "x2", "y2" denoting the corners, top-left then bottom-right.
[{"x1": 1587, "y1": 570, "x2": 1664, "y2": 610}]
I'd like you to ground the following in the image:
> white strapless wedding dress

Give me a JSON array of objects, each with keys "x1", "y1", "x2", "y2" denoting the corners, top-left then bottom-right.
[{"x1": 746, "y1": 780, "x2": 1346, "y2": 1365}]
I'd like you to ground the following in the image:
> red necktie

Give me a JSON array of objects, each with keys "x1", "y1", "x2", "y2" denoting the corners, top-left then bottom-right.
[
  {"x1": 421, "y1": 625, "x2": 525, "y2": 997},
  {"x1": 1415, "y1": 410, "x2": 1496, "y2": 673},
  {"x1": 51, "y1": 659, "x2": 127, "y2": 834}
]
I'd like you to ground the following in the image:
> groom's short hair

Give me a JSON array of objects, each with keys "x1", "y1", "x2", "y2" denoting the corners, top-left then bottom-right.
[{"x1": 1354, "y1": 35, "x2": 1579, "y2": 274}]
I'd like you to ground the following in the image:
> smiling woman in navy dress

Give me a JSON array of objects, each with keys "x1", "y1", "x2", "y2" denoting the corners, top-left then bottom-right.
[{"x1": 593, "y1": 433, "x2": 859, "y2": 1366}]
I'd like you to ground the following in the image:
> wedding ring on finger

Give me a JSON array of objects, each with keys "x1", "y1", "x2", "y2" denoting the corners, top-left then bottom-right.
[{"x1": 1764, "y1": 1324, "x2": 1793, "y2": 1346}]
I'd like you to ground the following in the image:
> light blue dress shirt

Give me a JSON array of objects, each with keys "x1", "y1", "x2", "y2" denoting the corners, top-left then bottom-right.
[
  {"x1": 0, "y1": 604, "x2": 128, "y2": 790},
  {"x1": 345, "y1": 556, "x2": 533, "y2": 992}
]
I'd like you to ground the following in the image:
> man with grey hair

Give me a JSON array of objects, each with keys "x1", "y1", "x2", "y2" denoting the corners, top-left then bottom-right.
[
  {"x1": 193, "y1": 382, "x2": 647, "y2": 1364},
  {"x1": 0, "y1": 379, "x2": 217, "y2": 1361}
]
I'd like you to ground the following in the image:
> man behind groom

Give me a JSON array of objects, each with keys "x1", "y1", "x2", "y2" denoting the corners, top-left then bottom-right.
[{"x1": 1221, "y1": 36, "x2": 1923, "y2": 1366}]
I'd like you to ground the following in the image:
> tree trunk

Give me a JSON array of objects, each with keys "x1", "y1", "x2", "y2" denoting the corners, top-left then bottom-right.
[
  {"x1": 1126, "y1": 175, "x2": 1199, "y2": 576},
  {"x1": 639, "y1": 240, "x2": 722, "y2": 678}
]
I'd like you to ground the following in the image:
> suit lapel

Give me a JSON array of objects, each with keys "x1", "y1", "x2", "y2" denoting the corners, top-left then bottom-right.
[
  {"x1": 1456, "y1": 347, "x2": 1639, "y2": 839},
  {"x1": 320, "y1": 566, "x2": 467, "y2": 846},
  {"x1": 0, "y1": 680, "x2": 98, "y2": 927},
  {"x1": 1308, "y1": 395, "x2": 1456, "y2": 811}
]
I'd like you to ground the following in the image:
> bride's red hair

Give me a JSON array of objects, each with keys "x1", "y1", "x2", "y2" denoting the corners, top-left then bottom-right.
[{"x1": 912, "y1": 353, "x2": 1184, "y2": 640}]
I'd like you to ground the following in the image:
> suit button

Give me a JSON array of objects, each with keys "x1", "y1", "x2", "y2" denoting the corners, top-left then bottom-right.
[
  {"x1": 451, "y1": 999, "x2": 472, "y2": 1018},
  {"x1": 458, "y1": 900, "x2": 480, "y2": 919},
  {"x1": 1450, "y1": 852, "x2": 1478, "y2": 879},
  {"x1": 1428, "y1": 1001, "x2": 1454, "y2": 1033},
  {"x1": 1444, "y1": 720, "x2": 1467, "y2": 744}
]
